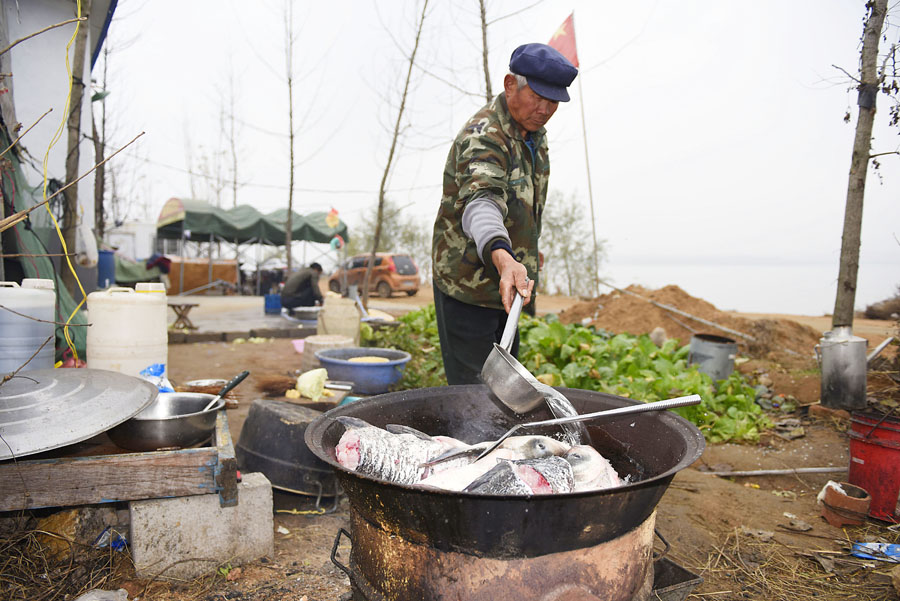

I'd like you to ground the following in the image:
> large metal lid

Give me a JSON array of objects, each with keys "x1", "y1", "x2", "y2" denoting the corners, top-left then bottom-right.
[{"x1": 0, "y1": 368, "x2": 158, "y2": 460}]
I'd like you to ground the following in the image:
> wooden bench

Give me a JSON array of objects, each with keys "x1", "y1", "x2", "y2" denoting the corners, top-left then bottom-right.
[
  {"x1": 0, "y1": 410, "x2": 238, "y2": 511},
  {"x1": 168, "y1": 300, "x2": 200, "y2": 330}
]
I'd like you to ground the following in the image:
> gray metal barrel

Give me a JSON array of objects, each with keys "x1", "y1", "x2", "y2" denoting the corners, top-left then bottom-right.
[{"x1": 688, "y1": 333, "x2": 738, "y2": 382}]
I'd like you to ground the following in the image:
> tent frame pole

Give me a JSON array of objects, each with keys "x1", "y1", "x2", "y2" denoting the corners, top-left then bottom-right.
[{"x1": 179, "y1": 228, "x2": 186, "y2": 295}]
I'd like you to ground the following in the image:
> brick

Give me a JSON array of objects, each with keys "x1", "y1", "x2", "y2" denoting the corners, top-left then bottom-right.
[{"x1": 129, "y1": 472, "x2": 273, "y2": 579}]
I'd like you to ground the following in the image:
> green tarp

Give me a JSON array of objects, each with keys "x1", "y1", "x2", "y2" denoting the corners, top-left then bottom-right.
[
  {"x1": 115, "y1": 255, "x2": 161, "y2": 284},
  {"x1": 156, "y1": 198, "x2": 349, "y2": 246},
  {"x1": 1, "y1": 130, "x2": 89, "y2": 361}
]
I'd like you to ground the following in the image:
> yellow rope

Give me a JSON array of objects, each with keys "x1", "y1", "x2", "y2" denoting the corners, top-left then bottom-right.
[
  {"x1": 275, "y1": 508, "x2": 326, "y2": 516},
  {"x1": 39, "y1": 0, "x2": 87, "y2": 361}
]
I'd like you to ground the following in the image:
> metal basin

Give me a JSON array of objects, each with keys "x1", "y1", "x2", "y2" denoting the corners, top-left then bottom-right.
[{"x1": 106, "y1": 392, "x2": 224, "y2": 451}]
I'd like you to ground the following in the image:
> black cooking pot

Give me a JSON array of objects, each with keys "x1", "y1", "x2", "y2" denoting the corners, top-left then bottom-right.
[{"x1": 305, "y1": 385, "x2": 705, "y2": 558}]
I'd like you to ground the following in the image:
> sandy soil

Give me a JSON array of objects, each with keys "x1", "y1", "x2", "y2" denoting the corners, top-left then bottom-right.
[{"x1": 154, "y1": 333, "x2": 899, "y2": 601}]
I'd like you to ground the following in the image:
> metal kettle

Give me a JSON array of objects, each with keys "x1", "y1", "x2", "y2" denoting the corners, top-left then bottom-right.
[{"x1": 815, "y1": 326, "x2": 867, "y2": 411}]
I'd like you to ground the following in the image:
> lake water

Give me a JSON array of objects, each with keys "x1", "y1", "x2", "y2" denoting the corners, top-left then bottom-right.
[{"x1": 599, "y1": 260, "x2": 898, "y2": 316}]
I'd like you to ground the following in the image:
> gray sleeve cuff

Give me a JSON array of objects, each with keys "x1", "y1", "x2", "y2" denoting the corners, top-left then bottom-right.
[{"x1": 461, "y1": 196, "x2": 511, "y2": 265}]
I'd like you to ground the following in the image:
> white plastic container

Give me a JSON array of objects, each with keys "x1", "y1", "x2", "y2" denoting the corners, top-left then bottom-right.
[
  {"x1": 86, "y1": 284, "x2": 168, "y2": 378},
  {"x1": 0, "y1": 279, "x2": 56, "y2": 373}
]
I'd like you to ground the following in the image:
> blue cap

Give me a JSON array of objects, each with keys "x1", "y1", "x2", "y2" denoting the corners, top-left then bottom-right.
[{"x1": 509, "y1": 43, "x2": 578, "y2": 102}]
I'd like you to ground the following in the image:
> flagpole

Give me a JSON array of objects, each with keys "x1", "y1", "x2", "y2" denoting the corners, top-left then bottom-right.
[{"x1": 573, "y1": 15, "x2": 600, "y2": 295}]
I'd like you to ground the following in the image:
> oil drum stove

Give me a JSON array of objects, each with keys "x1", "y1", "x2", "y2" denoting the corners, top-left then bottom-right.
[{"x1": 305, "y1": 385, "x2": 705, "y2": 601}]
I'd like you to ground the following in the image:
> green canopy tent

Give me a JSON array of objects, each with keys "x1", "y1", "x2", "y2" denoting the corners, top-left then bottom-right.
[{"x1": 155, "y1": 198, "x2": 349, "y2": 294}]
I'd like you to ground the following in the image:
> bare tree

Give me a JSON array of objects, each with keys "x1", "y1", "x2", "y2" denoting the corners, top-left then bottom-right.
[
  {"x1": 478, "y1": 0, "x2": 492, "y2": 102},
  {"x1": 832, "y1": 0, "x2": 891, "y2": 328},
  {"x1": 92, "y1": 44, "x2": 109, "y2": 240},
  {"x1": 221, "y1": 64, "x2": 242, "y2": 207},
  {"x1": 362, "y1": 0, "x2": 431, "y2": 308},
  {"x1": 541, "y1": 190, "x2": 604, "y2": 297},
  {"x1": 284, "y1": 0, "x2": 296, "y2": 272},
  {"x1": 346, "y1": 198, "x2": 432, "y2": 283}
]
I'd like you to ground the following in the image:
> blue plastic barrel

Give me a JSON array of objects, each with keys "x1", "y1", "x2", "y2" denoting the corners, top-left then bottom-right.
[
  {"x1": 264, "y1": 293, "x2": 282, "y2": 314},
  {"x1": 97, "y1": 250, "x2": 115, "y2": 289}
]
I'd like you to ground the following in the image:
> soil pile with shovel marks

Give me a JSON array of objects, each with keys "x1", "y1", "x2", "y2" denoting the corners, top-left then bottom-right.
[{"x1": 558, "y1": 285, "x2": 821, "y2": 366}]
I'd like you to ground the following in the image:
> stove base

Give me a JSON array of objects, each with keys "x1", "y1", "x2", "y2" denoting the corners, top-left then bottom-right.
[
  {"x1": 339, "y1": 512, "x2": 658, "y2": 601},
  {"x1": 340, "y1": 554, "x2": 702, "y2": 601}
]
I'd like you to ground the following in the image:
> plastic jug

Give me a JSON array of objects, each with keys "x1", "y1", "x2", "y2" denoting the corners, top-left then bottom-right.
[
  {"x1": 86, "y1": 284, "x2": 168, "y2": 378},
  {"x1": 0, "y1": 279, "x2": 56, "y2": 373}
]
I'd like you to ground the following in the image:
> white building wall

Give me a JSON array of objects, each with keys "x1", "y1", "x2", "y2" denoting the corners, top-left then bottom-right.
[
  {"x1": 106, "y1": 221, "x2": 157, "y2": 261},
  {"x1": 2, "y1": 0, "x2": 96, "y2": 234}
]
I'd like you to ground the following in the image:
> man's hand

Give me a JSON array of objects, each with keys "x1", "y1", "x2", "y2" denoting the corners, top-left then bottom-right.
[{"x1": 491, "y1": 248, "x2": 534, "y2": 313}]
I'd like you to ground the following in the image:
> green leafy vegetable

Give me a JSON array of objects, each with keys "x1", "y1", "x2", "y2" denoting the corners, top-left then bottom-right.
[{"x1": 361, "y1": 305, "x2": 771, "y2": 443}]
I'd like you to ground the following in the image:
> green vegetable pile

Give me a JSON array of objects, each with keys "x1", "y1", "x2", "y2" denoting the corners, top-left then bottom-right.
[
  {"x1": 362, "y1": 306, "x2": 772, "y2": 443},
  {"x1": 518, "y1": 316, "x2": 771, "y2": 443}
]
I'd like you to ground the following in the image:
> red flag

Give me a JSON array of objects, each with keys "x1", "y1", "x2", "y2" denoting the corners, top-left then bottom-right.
[{"x1": 548, "y1": 13, "x2": 579, "y2": 68}]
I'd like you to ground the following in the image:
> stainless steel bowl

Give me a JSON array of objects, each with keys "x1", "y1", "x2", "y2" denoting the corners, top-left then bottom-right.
[{"x1": 106, "y1": 392, "x2": 224, "y2": 451}]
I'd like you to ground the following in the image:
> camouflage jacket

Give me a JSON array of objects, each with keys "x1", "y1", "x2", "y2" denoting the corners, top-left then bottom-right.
[{"x1": 432, "y1": 93, "x2": 549, "y2": 311}]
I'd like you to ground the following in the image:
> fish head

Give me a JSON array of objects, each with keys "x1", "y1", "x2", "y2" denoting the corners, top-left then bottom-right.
[
  {"x1": 565, "y1": 445, "x2": 606, "y2": 481},
  {"x1": 504, "y1": 435, "x2": 570, "y2": 459}
]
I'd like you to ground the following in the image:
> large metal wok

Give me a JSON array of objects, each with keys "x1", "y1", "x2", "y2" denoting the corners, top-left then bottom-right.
[{"x1": 305, "y1": 385, "x2": 705, "y2": 558}]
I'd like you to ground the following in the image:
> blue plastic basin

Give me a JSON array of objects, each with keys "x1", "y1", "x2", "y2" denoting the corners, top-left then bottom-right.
[{"x1": 314, "y1": 347, "x2": 411, "y2": 395}]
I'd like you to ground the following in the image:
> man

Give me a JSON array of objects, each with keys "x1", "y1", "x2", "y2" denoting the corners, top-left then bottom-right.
[
  {"x1": 281, "y1": 262, "x2": 323, "y2": 310},
  {"x1": 432, "y1": 43, "x2": 578, "y2": 385}
]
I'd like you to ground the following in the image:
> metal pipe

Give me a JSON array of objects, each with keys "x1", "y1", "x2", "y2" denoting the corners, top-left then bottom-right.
[
  {"x1": 179, "y1": 227, "x2": 185, "y2": 294},
  {"x1": 208, "y1": 232, "x2": 213, "y2": 286},
  {"x1": 868, "y1": 336, "x2": 895, "y2": 364}
]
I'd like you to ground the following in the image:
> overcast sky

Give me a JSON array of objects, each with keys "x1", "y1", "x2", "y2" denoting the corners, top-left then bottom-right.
[{"x1": 100, "y1": 0, "x2": 899, "y2": 314}]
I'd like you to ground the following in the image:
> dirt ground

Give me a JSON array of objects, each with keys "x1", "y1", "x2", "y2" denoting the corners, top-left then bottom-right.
[{"x1": 7, "y1": 286, "x2": 900, "y2": 600}]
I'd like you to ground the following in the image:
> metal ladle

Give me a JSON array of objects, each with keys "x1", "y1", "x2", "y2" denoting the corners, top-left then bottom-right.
[
  {"x1": 201, "y1": 370, "x2": 250, "y2": 412},
  {"x1": 475, "y1": 394, "x2": 702, "y2": 460},
  {"x1": 480, "y1": 291, "x2": 545, "y2": 414}
]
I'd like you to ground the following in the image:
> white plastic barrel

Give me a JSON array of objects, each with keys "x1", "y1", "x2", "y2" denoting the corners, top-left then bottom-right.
[
  {"x1": 86, "y1": 284, "x2": 168, "y2": 378},
  {"x1": 0, "y1": 279, "x2": 56, "y2": 373}
]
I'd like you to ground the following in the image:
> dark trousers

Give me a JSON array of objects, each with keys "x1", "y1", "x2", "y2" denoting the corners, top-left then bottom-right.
[
  {"x1": 433, "y1": 282, "x2": 520, "y2": 385},
  {"x1": 281, "y1": 288, "x2": 318, "y2": 309}
]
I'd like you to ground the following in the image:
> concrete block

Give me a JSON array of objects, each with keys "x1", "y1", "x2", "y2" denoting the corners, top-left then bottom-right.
[
  {"x1": 184, "y1": 332, "x2": 225, "y2": 344},
  {"x1": 129, "y1": 472, "x2": 274, "y2": 579},
  {"x1": 249, "y1": 327, "x2": 298, "y2": 339}
]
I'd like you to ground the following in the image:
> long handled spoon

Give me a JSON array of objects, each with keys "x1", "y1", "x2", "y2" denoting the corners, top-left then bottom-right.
[
  {"x1": 202, "y1": 370, "x2": 250, "y2": 412},
  {"x1": 474, "y1": 394, "x2": 701, "y2": 460}
]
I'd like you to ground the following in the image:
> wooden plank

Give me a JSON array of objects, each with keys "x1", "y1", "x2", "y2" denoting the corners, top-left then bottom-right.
[
  {"x1": 213, "y1": 410, "x2": 238, "y2": 507},
  {"x1": 0, "y1": 447, "x2": 219, "y2": 510}
]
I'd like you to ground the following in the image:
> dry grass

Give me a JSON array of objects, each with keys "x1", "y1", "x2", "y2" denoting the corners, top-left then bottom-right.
[
  {"x1": 0, "y1": 527, "x2": 130, "y2": 601},
  {"x1": 687, "y1": 523, "x2": 899, "y2": 600}
]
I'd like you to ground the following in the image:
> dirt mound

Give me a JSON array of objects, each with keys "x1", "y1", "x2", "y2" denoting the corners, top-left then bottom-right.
[{"x1": 559, "y1": 284, "x2": 820, "y2": 364}]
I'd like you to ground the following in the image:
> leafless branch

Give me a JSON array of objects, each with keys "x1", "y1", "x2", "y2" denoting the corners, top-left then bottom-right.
[
  {"x1": 0, "y1": 18, "x2": 86, "y2": 57},
  {"x1": 832, "y1": 63, "x2": 861, "y2": 83},
  {"x1": 414, "y1": 64, "x2": 483, "y2": 98},
  {"x1": 0, "y1": 252, "x2": 75, "y2": 258},
  {"x1": 1, "y1": 337, "x2": 52, "y2": 385},
  {"x1": 0, "y1": 109, "x2": 52, "y2": 158},
  {"x1": 0, "y1": 131, "x2": 144, "y2": 233},
  {"x1": 870, "y1": 151, "x2": 900, "y2": 158},
  {"x1": 0, "y1": 304, "x2": 91, "y2": 327},
  {"x1": 486, "y1": 0, "x2": 547, "y2": 25}
]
